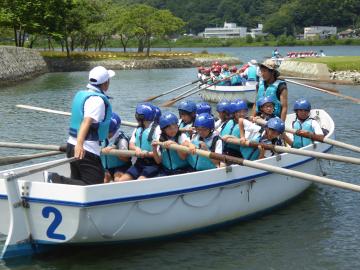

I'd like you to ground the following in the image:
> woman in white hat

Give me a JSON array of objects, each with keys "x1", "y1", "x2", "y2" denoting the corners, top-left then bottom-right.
[
  {"x1": 241, "y1": 59, "x2": 260, "y2": 82},
  {"x1": 47, "y1": 66, "x2": 115, "y2": 185},
  {"x1": 252, "y1": 59, "x2": 288, "y2": 121}
]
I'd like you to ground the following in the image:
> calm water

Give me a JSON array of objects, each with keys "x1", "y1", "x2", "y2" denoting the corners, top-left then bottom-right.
[{"x1": 1, "y1": 46, "x2": 360, "y2": 269}]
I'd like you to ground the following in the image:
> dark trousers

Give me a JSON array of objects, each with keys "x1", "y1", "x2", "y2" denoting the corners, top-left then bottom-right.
[{"x1": 52, "y1": 143, "x2": 104, "y2": 186}]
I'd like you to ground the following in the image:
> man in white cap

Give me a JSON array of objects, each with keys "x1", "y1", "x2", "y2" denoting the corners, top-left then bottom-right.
[
  {"x1": 252, "y1": 59, "x2": 288, "y2": 121},
  {"x1": 241, "y1": 59, "x2": 260, "y2": 82},
  {"x1": 48, "y1": 66, "x2": 115, "y2": 185}
]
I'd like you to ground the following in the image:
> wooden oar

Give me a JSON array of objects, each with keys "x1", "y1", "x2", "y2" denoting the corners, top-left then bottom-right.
[
  {"x1": 280, "y1": 76, "x2": 355, "y2": 85},
  {"x1": 252, "y1": 118, "x2": 360, "y2": 153},
  {"x1": 224, "y1": 137, "x2": 360, "y2": 165},
  {"x1": 144, "y1": 79, "x2": 201, "y2": 102},
  {"x1": 16, "y1": 104, "x2": 139, "y2": 128},
  {"x1": 158, "y1": 142, "x2": 360, "y2": 192},
  {"x1": 169, "y1": 84, "x2": 202, "y2": 101},
  {"x1": 285, "y1": 79, "x2": 360, "y2": 104},
  {"x1": 0, "y1": 141, "x2": 153, "y2": 158},
  {"x1": 0, "y1": 151, "x2": 63, "y2": 166},
  {"x1": 161, "y1": 74, "x2": 236, "y2": 107}
]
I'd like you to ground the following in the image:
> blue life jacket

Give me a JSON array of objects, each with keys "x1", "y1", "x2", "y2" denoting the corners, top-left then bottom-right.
[
  {"x1": 214, "y1": 75, "x2": 227, "y2": 86},
  {"x1": 100, "y1": 131, "x2": 130, "y2": 169},
  {"x1": 179, "y1": 120, "x2": 193, "y2": 137},
  {"x1": 256, "y1": 80, "x2": 283, "y2": 117},
  {"x1": 188, "y1": 134, "x2": 219, "y2": 171},
  {"x1": 135, "y1": 125, "x2": 155, "y2": 152},
  {"x1": 220, "y1": 119, "x2": 240, "y2": 151},
  {"x1": 231, "y1": 74, "x2": 243, "y2": 86},
  {"x1": 69, "y1": 90, "x2": 112, "y2": 141},
  {"x1": 222, "y1": 71, "x2": 231, "y2": 77},
  {"x1": 292, "y1": 118, "x2": 315, "y2": 148},
  {"x1": 161, "y1": 137, "x2": 189, "y2": 170},
  {"x1": 247, "y1": 66, "x2": 258, "y2": 81},
  {"x1": 240, "y1": 133, "x2": 261, "y2": 160}
]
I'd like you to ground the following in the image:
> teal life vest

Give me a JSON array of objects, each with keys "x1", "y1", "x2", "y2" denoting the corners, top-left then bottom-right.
[
  {"x1": 161, "y1": 137, "x2": 189, "y2": 170},
  {"x1": 188, "y1": 134, "x2": 220, "y2": 171},
  {"x1": 220, "y1": 119, "x2": 240, "y2": 151},
  {"x1": 214, "y1": 75, "x2": 227, "y2": 86},
  {"x1": 247, "y1": 66, "x2": 258, "y2": 81},
  {"x1": 256, "y1": 80, "x2": 283, "y2": 117},
  {"x1": 135, "y1": 125, "x2": 155, "y2": 152},
  {"x1": 292, "y1": 118, "x2": 315, "y2": 148},
  {"x1": 231, "y1": 74, "x2": 243, "y2": 86},
  {"x1": 239, "y1": 133, "x2": 261, "y2": 160},
  {"x1": 69, "y1": 90, "x2": 112, "y2": 141},
  {"x1": 100, "y1": 131, "x2": 130, "y2": 169}
]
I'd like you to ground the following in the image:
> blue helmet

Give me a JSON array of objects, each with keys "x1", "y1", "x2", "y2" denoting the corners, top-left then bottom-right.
[
  {"x1": 266, "y1": 117, "x2": 285, "y2": 133},
  {"x1": 294, "y1": 98, "x2": 311, "y2": 111},
  {"x1": 225, "y1": 102, "x2": 238, "y2": 114},
  {"x1": 178, "y1": 100, "x2": 197, "y2": 113},
  {"x1": 109, "y1": 112, "x2": 121, "y2": 133},
  {"x1": 136, "y1": 103, "x2": 155, "y2": 121},
  {"x1": 257, "y1": 96, "x2": 274, "y2": 108},
  {"x1": 216, "y1": 99, "x2": 230, "y2": 112},
  {"x1": 159, "y1": 112, "x2": 178, "y2": 129},
  {"x1": 194, "y1": 113, "x2": 215, "y2": 130},
  {"x1": 196, "y1": 102, "x2": 212, "y2": 115},
  {"x1": 232, "y1": 99, "x2": 248, "y2": 112},
  {"x1": 154, "y1": 106, "x2": 162, "y2": 122}
]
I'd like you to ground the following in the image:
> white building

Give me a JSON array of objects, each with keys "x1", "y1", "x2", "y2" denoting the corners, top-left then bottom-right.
[
  {"x1": 200, "y1": 22, "x2": 247, "y2": 38},
  {"x1": 304, "y1": 26, "x2": 337, "y2": 39},
  {"x1": 248, "y1": 24, "x2": 266, "y2": 38}
]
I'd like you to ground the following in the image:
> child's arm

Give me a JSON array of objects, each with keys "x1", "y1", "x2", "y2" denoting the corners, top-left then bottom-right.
[{"x1": 151, "y1": 141, "x2": 162, "y2": 165}]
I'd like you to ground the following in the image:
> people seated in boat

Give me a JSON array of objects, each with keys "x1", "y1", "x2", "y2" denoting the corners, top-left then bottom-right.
[
  {"x1": 152, "y1": 112, "x2": 191, "y2": 176},
  {"x1": 197, "y1": 66, "x2": 204, "y2": 80},
  {"x1": 253, "y1": 59, "x2": 288, "y2": 121},
  {"x1": 286, "y1": 99, "x2": 324, "y2": 149},
  {"x1": 220, "y1": 100, "x2": 248, "y2": 158},
  {"x1": 255, "y1": 96, "x2": 276, "y2": 121},
  {"x1": 196, "y1": 102, "x2": 212, "y2": 116},
  {"x1": 221, "y1": 64, "x2": 231, "y2": 77},
  {"x1": 201, "y1": 68, "x2": 212, "y2": 83},
  {"x1": 215, "y1": 99, "x2": 230, "y2": 131},
  {"x1": 241, "y1": 59, "x2": 260, "y2": 82},
  {"x1": 229, "y1": 66, "x2": 245, "y2": 86},
  {"x1": 116, "y1": 103, "x2": 160, "y2": 181},
  {"x1": 101, "y1": 112, "x2": 132, "y2": 183},
  {"x1": 188, "y1": 113, "x2": 223, "y2": 170},
  {"x1": 212, "y1": 67, "x2": 230, "y2": 86},
  {"x1": 242, "y1": 117, "x2": 287, "y2": 160},
  {"x1": 178, "y1": 100, "x2": 197, "y2": 137},
  {"x1": 319, "y1": 49, "x2": 326, "y2": 57}
]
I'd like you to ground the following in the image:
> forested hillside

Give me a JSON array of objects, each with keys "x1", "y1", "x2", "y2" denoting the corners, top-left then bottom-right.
[{"x1": 117, "y1": 0, "x2": 360, "y2": 35}]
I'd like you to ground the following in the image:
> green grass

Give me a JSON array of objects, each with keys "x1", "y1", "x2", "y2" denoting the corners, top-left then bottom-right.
[
  {"x1": 294, "y1": 56, "x2": 360, "y2": 71},
  {"x1": 39, "y1": 50, "x2": 227, "y2": 60}
]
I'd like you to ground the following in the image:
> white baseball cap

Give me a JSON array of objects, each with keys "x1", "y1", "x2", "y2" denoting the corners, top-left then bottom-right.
[{"x1": 88, "y1": 66, "x2": 115, "y2": 85}]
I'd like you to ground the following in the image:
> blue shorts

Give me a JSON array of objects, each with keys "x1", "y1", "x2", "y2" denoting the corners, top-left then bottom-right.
[
  {"x1": 126, "y1": 160, "x2": 159, "y2": 179},
  {"x1": 106, "y1": 163, "x2": 131, "y2": 177}
]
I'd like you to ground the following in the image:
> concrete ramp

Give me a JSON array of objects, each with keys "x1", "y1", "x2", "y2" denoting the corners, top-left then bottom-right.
[{"x1": 279, "y1": 60, "x2": 330, "y2": 79}]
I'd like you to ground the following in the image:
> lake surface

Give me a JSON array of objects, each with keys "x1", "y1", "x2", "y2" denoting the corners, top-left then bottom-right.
[{"x1": 1, "y1": 46, "x2": 360, "y2": 269}]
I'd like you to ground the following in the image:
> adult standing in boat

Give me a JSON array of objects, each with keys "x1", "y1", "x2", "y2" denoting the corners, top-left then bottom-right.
[
  {"x1": 241, "y1": 59, "x2": 260, "y2": 82},
  {"x1": 48, "y1": 66, "x2": 114, "y2": 185},
  {"x1": 252, "y1": 59, "x2": 288, "y2": 121}
]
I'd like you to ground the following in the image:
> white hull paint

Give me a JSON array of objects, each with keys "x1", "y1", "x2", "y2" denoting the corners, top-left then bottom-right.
[
  {"x1": 200, "y1": 83, "x2": 256, "y2": 103},
  {"x1": 0, "y1": 110, "x2": 333, "y2": 257}
]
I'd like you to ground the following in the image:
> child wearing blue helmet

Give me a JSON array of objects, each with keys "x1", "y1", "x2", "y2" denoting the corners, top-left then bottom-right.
[
  {"x1": 221, "y1": 99, "x2": 248, "y2": 157},
  {"x1": 188, "y1": 113, "x2": 223, "y2": 171},
  {"x1": 287, "y1": 98, "x2": 323, "y2": 148},
  {"x1": 152, "y1": 112, "x2": 191, "y2": 175},
  {"x1": 215, "y1": 99, "x2": 230, "y2": 131},
  {"x1": 116, "y1": 103, "x2": 161, "y2": 181},
  {"x1": 178, "y1": 100, "x2": 197, "y2": 136},
  {"x1": 101, "y1": 112, "x2": 131, "y2": 183},
  {"x1": 255, "y1": 96, "x2": 276, "y2": 121}
]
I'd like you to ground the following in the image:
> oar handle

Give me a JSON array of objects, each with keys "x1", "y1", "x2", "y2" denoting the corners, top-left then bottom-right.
[
  {"x1": 0, "y1": 141, "x2": 67, "y2": 152},
  {"x1": 102, "y1": 148, "x2": 153, "y2": 158},
  {"x1": 159, "y1": 141, "x2": 360, "y2": 192}
]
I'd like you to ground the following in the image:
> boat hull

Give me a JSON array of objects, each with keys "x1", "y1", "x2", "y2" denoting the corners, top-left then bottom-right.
[
  {"x1": 200, "y1": 83, "x2": 256, "y2": 103},
  {"x1": 0, "y1": 110, "x2": 334, "y2": 255}
]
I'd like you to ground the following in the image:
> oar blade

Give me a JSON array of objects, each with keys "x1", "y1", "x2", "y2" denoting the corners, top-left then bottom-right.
[{"x1": 144, "y1": 95, "x2": 161, "y2": 102}]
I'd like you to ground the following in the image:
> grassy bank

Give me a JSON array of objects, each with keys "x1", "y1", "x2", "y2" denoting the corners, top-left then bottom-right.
[
  {"x1": 294, "y1": 56, "x2": 360, "y2": 71},
  {"x1": 39, "y1": 50, "x2": 227, "y2": 60}
]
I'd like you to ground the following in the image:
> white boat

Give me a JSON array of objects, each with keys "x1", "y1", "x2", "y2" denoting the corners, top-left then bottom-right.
[
  {"x1": 200, "y1": 82, "x2": 257, "y2": 103},
  {"x1": 0, "y1": 109, "x2": 333, "y2": 259}
]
